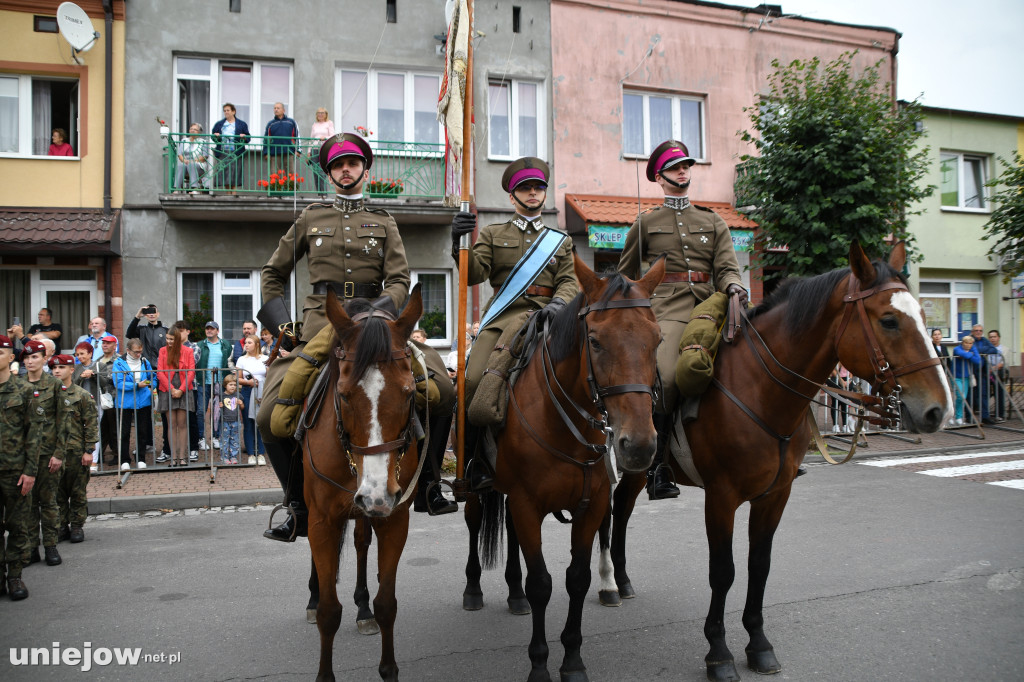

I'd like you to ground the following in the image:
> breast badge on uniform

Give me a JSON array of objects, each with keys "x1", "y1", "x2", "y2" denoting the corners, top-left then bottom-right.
[
  {"x1": 368, "y1": 238, "x2": 378, "y2": 247},
  {"x1": 315, "y1": 238, "x2": 323, "y2": 247},
  {"x1": 700, "y1": 235, "x2": 709, "y2": 243}
]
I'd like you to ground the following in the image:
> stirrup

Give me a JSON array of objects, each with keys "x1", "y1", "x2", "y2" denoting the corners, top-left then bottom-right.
[
  {"x1": 263, "y1": 503, "x2": 298, "y2": 542},
  {"x1": 424, "y1": 479, "x2": 458, "y2": 516}
]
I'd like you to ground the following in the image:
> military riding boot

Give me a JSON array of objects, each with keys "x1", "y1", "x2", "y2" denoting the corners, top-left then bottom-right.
[
  {"x1": 647, "y1": 413, "x2": 680, "y2": 500},
  {"x1": 263, "y1": 440, "x2": 308, "y2": 542},
  {"x1": 414, "y1": 412, "x2": 457, "y2": 515},
  {"x1": 464, "y1": 423, "x2": 494, "y2": 492}
]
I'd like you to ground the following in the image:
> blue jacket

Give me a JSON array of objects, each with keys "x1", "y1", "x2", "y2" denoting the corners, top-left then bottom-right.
[
  {"x1": 113, "y1": 356, "x2": 155, "y2": 409},
  {"x1": 263, "y1": 115, "x2": 298, "y2": 156},
  {"x1": 211, "y1": 117, "x2": 250, "y2": 158},
  {"x1": 952, "y1": 345, "x2": 981, "y2": 379}
]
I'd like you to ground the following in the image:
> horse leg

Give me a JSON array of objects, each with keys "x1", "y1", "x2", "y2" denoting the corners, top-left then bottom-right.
[
  {"x1": 354, "y1": 517, "x2": 380, "y2": 635},
  {"x1": 703, "y1": 493, "x2": 741, "y2": 682},
  {"x1": 463, "y1": 492, "x2": 485, "y2": 610},
  {"x1": 307, "y1": 556, "x2": 319, "y2": 624},
  {"x1": 509, "y1": 499, "x2": 553, "y2": 682},
  {"x1": 505, "y1": 496, "x2": 531, "y2": 615},
  {"x1": 558, "y1": 500, "x2": 606, "y2": 682},
  {"x1": 310, "y1": 515, "x2": 346, "y2": 682},
  {"x1": 610, "y1": 471, "x2": 647, "y2": 599},
  {"x1": 596, "y1": 505, "x2": 619, "y2": 606},
  {"x1": 742, "y1": 489, "x2": 791, "y2": 675},
  {"x1": 370, "y1": 511, "x2": 410, "y2": 682}
]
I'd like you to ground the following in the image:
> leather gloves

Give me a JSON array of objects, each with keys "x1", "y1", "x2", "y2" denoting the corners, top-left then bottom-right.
[
  {"x1": 451, "y1": 211, "x2": 476, "y2": 251},
  {"x1": 533, "y1": 297, "x2": 567, "y2": 327},
  {"x1": 369, "y1": 295, "x2": 398, "y2": 318},
  {"x1": 726, "y1": 283, "x2": 749, "y2": 309}
]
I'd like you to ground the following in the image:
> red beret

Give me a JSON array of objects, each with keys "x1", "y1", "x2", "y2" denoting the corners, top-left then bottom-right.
[
  {"x1": 21, "y1": 339, "x2": 47, "y2": 356},
  {"x1": 48, "y1": 354, "x2": 75, "y2": 367},
  {"x1": 0, "y1": 334, "x2": 12, "y2": 349}
]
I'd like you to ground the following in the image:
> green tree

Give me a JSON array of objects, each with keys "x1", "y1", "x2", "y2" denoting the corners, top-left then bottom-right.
[
  {"x1": 735, "y1": 51, "x2": 933, "y2": 277},
  {"x1": 981, "y1": 153, "x2": 1024, "y2": 281}
]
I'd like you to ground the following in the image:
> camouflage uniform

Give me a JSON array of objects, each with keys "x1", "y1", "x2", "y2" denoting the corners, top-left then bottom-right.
[
  {"x1": 1, "y1": 374, "x2": 40, "y2": 579},
  {"x1": 26, "y1": 372, "x2": 64, "y2": 548},
  {"x1": 57, "y1": 382, "x2": 98, "y2": 529}
]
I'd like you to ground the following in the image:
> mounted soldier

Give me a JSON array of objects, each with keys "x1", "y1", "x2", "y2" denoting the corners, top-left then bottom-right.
[
  {"x1": 617, "y1": 140, "x2": 747, "y2": 499},
  {"x1": 256, "y1": 132, "x2": 457, "y2": 541},
  {"x1": 450, "y1": 157, "x2": 578, "y2": 490}
]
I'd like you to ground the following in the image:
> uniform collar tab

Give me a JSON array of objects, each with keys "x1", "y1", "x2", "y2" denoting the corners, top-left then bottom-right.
[
  {"x1": 333, "y1": 195, "x2": 365, "y2": 213},
  {"x1": 663, "y1": 196, "x2": 690, "y2": 211}
]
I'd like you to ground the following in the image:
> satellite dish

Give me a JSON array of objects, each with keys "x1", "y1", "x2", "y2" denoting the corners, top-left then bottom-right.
[{"x1": 57, "y1": 2, "x2": 100, "y2": 55}]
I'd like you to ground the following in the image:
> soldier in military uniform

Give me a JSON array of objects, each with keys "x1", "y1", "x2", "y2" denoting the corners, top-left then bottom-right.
[
  {"x1": 257, "y1": 132, "x2": 458, "y2": 540},
  {"x1": 450, "y1": 157, "x2": 578, "y2": 490},
  {"x1": 618, "y1": 140, "x2": 747, "y2": 499},
  {"x1": 0, "y1": 335, "x2": 38, "y2": 600},
  {"x1": 20, "y1": 339, "x2": 65, "y2": 565},
  {"x1": 51, "y1": 354, "x2": 98, "y2": 544}
]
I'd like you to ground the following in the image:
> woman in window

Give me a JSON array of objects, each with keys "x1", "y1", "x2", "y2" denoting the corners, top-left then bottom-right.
[
  {"x1": 235, "y1": 335, "x2": 267, "y2": 465},
  {"x1": 157, "y1": 323, "x2": 195, "y2": 466},
  {"x1": 48, "y1": 128, "x2": 73, "y2": 156}
]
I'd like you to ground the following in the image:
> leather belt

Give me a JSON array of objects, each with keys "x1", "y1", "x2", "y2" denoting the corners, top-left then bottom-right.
[
  {"x1": 313, "y1": 281, "x2": 382, "y2": 298},
  {"x1": 524, "y1": 285, "x2": 554, "y2": 297},
  {"x1": 662, "y1": 271, "x2": 711, "y2": 284}
]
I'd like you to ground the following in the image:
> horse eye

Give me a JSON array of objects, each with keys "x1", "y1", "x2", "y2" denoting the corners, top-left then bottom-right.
[
  {"x1": 588, "y1": 336, "x2": 602, "y2": 351},
  {"x1": 880, "y1": 316, "x2": 899, "y2": 331}
]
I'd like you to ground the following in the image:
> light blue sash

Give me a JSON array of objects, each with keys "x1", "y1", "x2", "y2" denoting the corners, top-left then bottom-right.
[{"x1": 479, "y1": 226, "x2": 567, "y2": 329}]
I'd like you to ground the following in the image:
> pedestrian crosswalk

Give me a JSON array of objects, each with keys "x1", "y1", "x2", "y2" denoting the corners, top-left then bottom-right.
[{"x1": 859, "y1": 448, "x2": 1024, "y2": 491}]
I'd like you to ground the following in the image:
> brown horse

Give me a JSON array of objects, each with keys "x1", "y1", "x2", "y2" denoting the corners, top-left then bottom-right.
[
  {"x1": 303, "y1": 286, "x2": 424, "y2": 682},
  {"x1": 599, "y1": 242, "x2": 952, "y2": 681},
  {"x1": 466, "y1": 253, "x2": 666, "y2": 682}
]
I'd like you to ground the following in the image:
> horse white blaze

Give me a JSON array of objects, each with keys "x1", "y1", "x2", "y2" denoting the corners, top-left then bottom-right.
[
  {"x1": 890, "y1": 291, "x2": 954, "y2": 418},
  {"x1": 356, "y1": 367, "x2": 391, "y2": 506}
]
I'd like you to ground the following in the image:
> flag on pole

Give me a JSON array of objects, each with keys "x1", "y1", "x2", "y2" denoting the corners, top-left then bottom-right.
[{"x1": 438, "y1": 0, "x2": 471, "y2": 158}]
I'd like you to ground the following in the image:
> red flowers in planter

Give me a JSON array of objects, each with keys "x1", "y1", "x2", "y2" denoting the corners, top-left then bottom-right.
[{"x1": 258, "y1": 170, "x2": 305, "y2": 191}]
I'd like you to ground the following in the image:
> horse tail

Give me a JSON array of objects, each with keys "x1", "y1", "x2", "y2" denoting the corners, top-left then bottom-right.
[{"x1": 478, "y1": 489, "x2": 505, "y2": 570}]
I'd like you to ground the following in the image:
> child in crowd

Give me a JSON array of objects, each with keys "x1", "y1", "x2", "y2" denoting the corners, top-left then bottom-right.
[
  {"x1": 50, "y1": 355, "x2": 97, "y2": 544},
  {"x1": 220, "y1": 374, "x2": 243, "y2": 464}
]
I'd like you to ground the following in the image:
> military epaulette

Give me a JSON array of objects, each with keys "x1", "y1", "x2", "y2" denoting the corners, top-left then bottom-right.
[
  {"x1": 640, "y1": 205, "x2": 660, "y2": 215},
  {"x1": 693, "y1": 204, "x2": 714, "y2": 212},
  {"x1": 366, "y1": 206, "x2": 393, "y2": 217}
]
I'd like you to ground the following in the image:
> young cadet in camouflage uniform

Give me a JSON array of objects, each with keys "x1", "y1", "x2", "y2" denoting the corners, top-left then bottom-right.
[
  {"x1": 256, "y1": 132, "x2": 458, "y2": 539},
  {"x1": 618, "y1": 140, "x2": 747, "y2": 500},
  {"x1": 450, "y1": 157, "x2": 578, "y2": 490},
  {"x1": 0, "y1": 335, "x2": 38, "y2": 600},
  {"x1": 51, "y1": 355, "x2": 98, "y2": 544},
  {"x1": 20, "y1": 339, "x2": 65, "y2": 566}
]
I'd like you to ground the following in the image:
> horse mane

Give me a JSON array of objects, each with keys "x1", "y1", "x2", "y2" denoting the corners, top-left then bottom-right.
[
  {"x1": 747, "y1": 258, "x2": 907, "y2": 334},
  {"x1": 335, "y1": 298, "x2": 395, "y2": 383},
  {"x1": 548, "y1": 273, "x2": 636, "y2": 363}
]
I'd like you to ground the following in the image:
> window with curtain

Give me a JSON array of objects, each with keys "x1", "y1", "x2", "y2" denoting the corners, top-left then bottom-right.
[
  {"x1": 0, "y1": 269, "x2": 31, "y2": 326},
  {"x1": 0, "y1": 75, "x2": 79, "y2": 156},
  {"x1": 622, "y1": 90, "x2": 705, "y2": 160},
  {"x1": 487, "y1": 77, "x2": 545, "y2": 160},
  {"x1": 337, "y1": 68, "x2": 443, "y2": 144},
  {"x1": 411, "y1": 270, "x2": 452, "y2": 345},
  {"x1": 940, "y1": 151, "x2": 988, "y2": 210},
  {"x1": 180, "y1": 270, "x2": 291, "y2": 343},
  {"x1": 174, "y1": 56, "x2": 292, "y2": 137}
]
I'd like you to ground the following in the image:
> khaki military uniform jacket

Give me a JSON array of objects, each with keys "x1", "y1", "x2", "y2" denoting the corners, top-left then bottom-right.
[
  {"x1": 0, "y1": 376, "x2": 38, "y2": 477},
  {"x1": 618, "y1": 203, "x2": 742, "y2": 323},
  {"x1": 462, "y1": 217, "x2": 578, "y2": 332},
  {"x1": 262, "y1": 200, "x2": 411, "y2": 342},
  {"x1": 26, "y1": 372, "x2": 63, "y2": 462},
  {"x1": 56, "y1": 383, "x2": 98, "y2": 460}
]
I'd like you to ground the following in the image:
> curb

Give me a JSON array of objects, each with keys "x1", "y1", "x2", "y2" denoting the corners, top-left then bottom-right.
[{"x1": 88, "y1": 488, "x2": 282, "y2": 515}]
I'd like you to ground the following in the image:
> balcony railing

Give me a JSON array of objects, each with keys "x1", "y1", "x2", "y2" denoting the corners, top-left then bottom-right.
[{"x1": 162, "y1": 133, "x2": 446, "y2": 201}]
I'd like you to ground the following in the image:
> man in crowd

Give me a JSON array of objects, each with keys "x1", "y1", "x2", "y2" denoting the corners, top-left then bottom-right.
[
  {"x1": 96, "y1": 334, "x2": 120, "y2": 465},
  {"x1": 967, "y1": 324, "x2": 998, "y2": 425},
  {"x1": 197, "y1": 321, "x2": 232, "y2": 451},
  {"x1": 231, "y1": 320, "x2": 258, "y2": 363},
  {"x1": 75, "y1": 317, "x2": 115, "y2": 361},
  {"x1": 263, "y1": 102, "x2": 299, "y2": 175},
  {"x1": 987, "y1": 329, "x2": 1008, "y2": 421},
  {"x1": 28, "y1": 308, "x2": 62, "y2": 344}
]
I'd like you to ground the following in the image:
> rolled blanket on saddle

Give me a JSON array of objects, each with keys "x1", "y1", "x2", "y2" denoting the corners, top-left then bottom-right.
[
  {"x1": 270, "y1": 323, "x2": 439, "y2": 440},
  {"x1": 468, "y1": 311, "x2": 532, "y2": 428},
  {"x1": 675, "y1": 292, "x2": 729, "y2": 398}
]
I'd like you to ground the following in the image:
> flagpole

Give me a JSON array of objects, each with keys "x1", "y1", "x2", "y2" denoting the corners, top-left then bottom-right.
[{"x1": 454, "y1": 0, "x2": 473, "y2": 500}]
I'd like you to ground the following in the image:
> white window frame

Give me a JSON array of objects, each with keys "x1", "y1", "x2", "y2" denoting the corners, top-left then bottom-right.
[
  {"x1": 0, "y1": 74, "x2": 80, "y2": 159},
  {"x1": 939, "y1": 151, "x2": 989, "y2": 212},
  {"x1": 335, "y1": 67, "x2": 444, "y2": 152},
  {"x1": 173, "y1": 56, "x2": 294, "y2": 139},
  {"x1": 410, "y1": 269, "x2": 453, "y2": 348},
  {"x1": 177, "y1": 269, "x2": 296, "y2": 337},
  {"x1": 621, "y1": 89, "x2": 706, "y2": 161},
  {"x1": 486, "y1": 76, "x2": 546, "y2": 161},
  {"x1": 919, "y1": 279, "x2": 984, "y2": 341}
]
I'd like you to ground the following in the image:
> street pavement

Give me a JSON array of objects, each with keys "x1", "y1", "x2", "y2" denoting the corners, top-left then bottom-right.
[{"x1": 2, "y1": 430, "x2": 1023, "y2": 681}]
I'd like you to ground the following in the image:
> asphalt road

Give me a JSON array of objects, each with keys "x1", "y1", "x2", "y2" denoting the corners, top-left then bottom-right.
[{"x1": 2, "y1": 454, "x2": 1022, "y2": 682}]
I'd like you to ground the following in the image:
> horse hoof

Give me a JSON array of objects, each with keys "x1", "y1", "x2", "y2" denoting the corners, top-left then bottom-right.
[
  {"x1": 745, "y1": 647, "x2": 781, "y2": 675},
  {"x1": 598, "y1": 589, "x2": 621, "y2": 607},
  {"x1": 507, "y1": 595, "x2": 531, "y2": 615},
  {"x1": 306, "y1": 608, "x2": 317, "y2": 624},
  {"x1": 527, "y1": 668, "x2": 552, "y2": 682},
  {"x1": 357, "y1": 618, "x2": 380, "y2": 636},
  {"x1": 617, "y1": 581, "x2": 636, "y2": 599},
  {"x1": 463, "y1": 592, "x2": 484, "y2": 611},
  {"x1": 706, "y1": 659, "x2": 741, "y2": 682},
  {"x1": 559, "y1": 668, "x2": 589, "y2": 682}
]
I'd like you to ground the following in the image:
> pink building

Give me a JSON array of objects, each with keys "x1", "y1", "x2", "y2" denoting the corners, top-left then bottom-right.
[{"x1": 551, "y1": 0, "x2": 898, "y2": 299}]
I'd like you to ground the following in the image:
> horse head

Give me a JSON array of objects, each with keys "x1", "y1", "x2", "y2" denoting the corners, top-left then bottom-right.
[
  {"x1": 325, "y1": 284, "x2": 423, "y2": 516},
  {"x1": 837, "y1": 241, "x2": 952, "y2": 433},
  {"x1": 573, "y1": 251, "x2": 665, "y2": 472}
]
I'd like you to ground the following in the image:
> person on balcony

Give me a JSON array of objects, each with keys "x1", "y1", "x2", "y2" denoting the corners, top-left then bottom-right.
[
  {"x1": 308, "y1": 107, "x2": 335, "y2": 197},
  {"x1": 173, "y1": 123, "x2": 211, "y2": 194},
  {"x1": 212, "y1": 103, "x2": 249, "y2": 194},
  {"x1": 263, "y1": 102, "x2": 299, "y2": 176}
]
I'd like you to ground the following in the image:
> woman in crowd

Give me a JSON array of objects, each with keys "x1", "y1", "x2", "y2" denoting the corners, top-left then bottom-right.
[
  {"x1": 157, "y1": 323, "x2": 195, "y2": 466},
  {"x1": 234, "y1": 335, "x2": 267, "y2": 465},
  {"x1": 951, "y1": 334, "x2": 980, "y2": 426},
  {"x1": 113, "y1": 338, "x2": 155, "y2": 470}
]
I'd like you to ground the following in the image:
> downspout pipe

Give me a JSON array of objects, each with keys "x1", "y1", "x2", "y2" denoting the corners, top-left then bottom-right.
[{"x1": 103, "y1": 0, "x2": 113, "y2": 215}]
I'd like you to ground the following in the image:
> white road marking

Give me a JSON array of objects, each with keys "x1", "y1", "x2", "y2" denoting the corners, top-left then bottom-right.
[
  {"x1": 860, "y1": 449, "x2": 1024, "y2": 467},
  {"x1": 989, "y1": 480, "x2": 1024, "y2": 490},
  {"x1": 919, "y1": 460, "x2": 1024, "y2": 477}
]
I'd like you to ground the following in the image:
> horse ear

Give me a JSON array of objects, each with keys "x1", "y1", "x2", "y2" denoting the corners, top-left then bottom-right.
[
  {"x1": 325, "y1": 286, "x2": 353, "y2": 336},
  {"x1": 573, "y1": 248, "x2": 602, "y2": 298},
  {"x1": 848, "y1": 240, "x2": 876, "y2": 285},
  {"x1": 888, "y1": 241, "x2": 907, "y2": 271},
  {"x1": 636, "y1": 254, "x2": 667, "y2": 297},
  {"x1": 395, "y1": 284, "x2": 422, "y2": 341}
]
